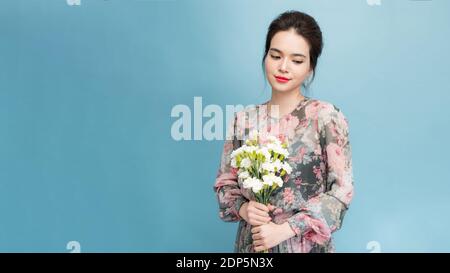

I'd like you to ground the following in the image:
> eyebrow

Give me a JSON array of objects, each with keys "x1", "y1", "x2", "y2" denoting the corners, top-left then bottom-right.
[{"x1": 269, "y1": 48, "x2": 306, "y2": 58}]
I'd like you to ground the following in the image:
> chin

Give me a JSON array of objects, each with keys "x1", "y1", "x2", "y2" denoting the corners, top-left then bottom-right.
[
  {"x1": 271, "y1": 83, "x2": 295, "y2": 93},
  {"x1": 272, "y1": 88, "x2": 289, "y2": 93}
]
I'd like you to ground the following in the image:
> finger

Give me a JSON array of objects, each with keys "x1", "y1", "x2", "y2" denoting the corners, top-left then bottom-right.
[
  {"x1": 250, "y1": 209, "x2": 270, "y2": 218},
  {"x1": 256, "y1": 210, "x2": 270, "y2": 218},
  {"x1": 254, "y1": 245, "x2": 267, "y2": 252},
  {"x1": 253, "y1": 239, "x2": 263, "y2": 246},
  {"x1": 251, "y1": 226, "x2": 260, "y2": 234},
  {"x1": 253, "y1": 202, "x2": 269, "y2": 212},
  {"x1": 249, "y1": 214, "x2": 271, "y2": 223},
  {"x1": 252, "y1": 233, "x2": 262, "y2": 240},
  {"x1": 250, "y1": 219, "x2": 268, "y2": 226}
]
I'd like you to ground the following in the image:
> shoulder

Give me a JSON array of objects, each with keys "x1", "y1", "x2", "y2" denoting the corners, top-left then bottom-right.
[
  {"x1": 306, "y1": 99, "x2": 349, "y2": 131},
  {"x1": 305, "y1": 98, "x2": 342, "y2": 114}
]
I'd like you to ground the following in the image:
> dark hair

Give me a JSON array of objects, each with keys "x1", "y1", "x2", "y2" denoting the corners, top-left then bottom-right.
[{"x1": 262, "y1": 10, "x2": 323, "y2": 90}]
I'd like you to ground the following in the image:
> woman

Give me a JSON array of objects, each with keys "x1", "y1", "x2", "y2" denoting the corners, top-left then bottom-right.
[{"x1": 214, "y1": 10, "x2": 354, "y2": 253}]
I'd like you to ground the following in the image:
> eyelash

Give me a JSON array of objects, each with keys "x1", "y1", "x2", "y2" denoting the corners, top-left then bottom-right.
[{"x1": 270, "y1": 55, "x2": 303, "y2": 64}]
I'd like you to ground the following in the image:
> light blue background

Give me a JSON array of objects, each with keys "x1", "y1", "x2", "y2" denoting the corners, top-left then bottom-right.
[{"x1": 1, "y1": 0, "x2": 449, "y2": 252}]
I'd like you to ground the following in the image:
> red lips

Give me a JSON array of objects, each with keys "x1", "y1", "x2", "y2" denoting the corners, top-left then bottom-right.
[{"x1": 275, "y1": 76, "x2": 290, "y2": 83}]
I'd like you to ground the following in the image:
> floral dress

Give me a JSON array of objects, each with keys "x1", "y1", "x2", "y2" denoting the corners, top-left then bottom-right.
[{"x1": 213, "y1": 96, "x2": 354, "y2": 253}]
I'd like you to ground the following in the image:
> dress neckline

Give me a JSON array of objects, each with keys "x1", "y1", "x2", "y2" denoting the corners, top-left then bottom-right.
[{"x1": 260, "y1": 96, "x2": 311, "y2": 120}]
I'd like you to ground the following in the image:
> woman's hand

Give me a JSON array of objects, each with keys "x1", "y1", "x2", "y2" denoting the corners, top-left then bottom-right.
[
  {"x1": 239, "y1": 201, "x2": 272, "y2": 226},
  {"x1": 251, "y1": 222, "x2": 296, "y2": 252}
]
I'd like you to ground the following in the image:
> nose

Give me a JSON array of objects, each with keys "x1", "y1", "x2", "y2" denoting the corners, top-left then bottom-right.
[{"x1": 278, "y1": 57, "x2": 289, "y2": 73}]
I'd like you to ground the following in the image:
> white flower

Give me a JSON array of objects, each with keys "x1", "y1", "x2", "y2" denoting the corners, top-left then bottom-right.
[
  {"x1": 280, "y1": 148, "x2": 289, "y2": 157},
  {"x1": 273, "y1": 176, "x2": 284, "y2": 187},
  {"x1": 242, "y1": 177, "x2": 263, "y2": 193},
  {"x1": 282, "y1": 162, "x2": 293, "y2": 174},
  {"x1": 272, "y1": 145, "x2": 289, "y2": 157},
  {"x1": 242, "y1": 177, "x2": 254, "y2": 189},
  {"x1": 231, "y1": 158, "x2": 237, "y2": 168},
  {"x1": 229, "y1": 130, "x2": 291, "y2": 198},
  {"x1": 262, "y1": 173, "x2": 284, "y2": 188},
  {"x1": 240, "y1": 158, "x2": 251, "y2": 169},
  {"x1": 230, "y1": 146, "x2": 244, "y2": 159},
  {"x1": 272, "y1": 159, "x2": 283, "y2": 172},
  {"x1": 258, "y1": 147, "x2": 271, "y2": 162},
  {"x1": 262, "y1": 173, "x2": 275, "y2": 186},
  {"x1": 244, "y1": 145, "x2": 257, "y2": 154},
  {"x1": 266, "y1": 142, "x2": 276, "y2": 152},
  {"x1": 251, "y1": 181, "x2": 263, "y2": 193},
  {"x1": 261, "y1": 162, "x2": 274, "y2": 172},
  {"x1": 238, "y1": 171, "x2": 249, "y2": 180}
]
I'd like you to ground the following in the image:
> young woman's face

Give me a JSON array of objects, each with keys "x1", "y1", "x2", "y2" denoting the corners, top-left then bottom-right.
[{"x1": 264, "y1": 29, "x2": 312, "y2": 93}]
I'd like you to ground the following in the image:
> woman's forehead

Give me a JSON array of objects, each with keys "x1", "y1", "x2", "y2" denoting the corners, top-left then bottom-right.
[{"x1": 270, "y1": 30, "x2": 310, "y2": 56}]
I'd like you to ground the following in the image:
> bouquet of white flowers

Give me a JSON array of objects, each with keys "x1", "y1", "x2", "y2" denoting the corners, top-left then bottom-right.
[
  {"x1": 230, "y1": 129, "x2": 293, "y2": 212},
  {"x1": 230, "y1": 130, "x2": 292, "y2": 253}
]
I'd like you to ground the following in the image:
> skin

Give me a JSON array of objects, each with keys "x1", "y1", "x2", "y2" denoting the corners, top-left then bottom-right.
[
  {"x1": 239, "y1": 28, "x2": 315, "y2": 252},
  {"x1": 239, "y1": 201, "x2": 296, "y2": 252},
  {"x1": 265, "y1": 28, "x2": 313, "y2": 118}
]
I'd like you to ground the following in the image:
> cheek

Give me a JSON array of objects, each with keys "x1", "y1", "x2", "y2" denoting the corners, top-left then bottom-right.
[
  {"x1": 264, "y1": 58, "x2": 272, "y2": 72},
  {"x1": 264, "y1": 58, "x2": 275, "y2": 78},
  {"x1": 293, "y1": 66, "x2": 311, "y2": 81}
]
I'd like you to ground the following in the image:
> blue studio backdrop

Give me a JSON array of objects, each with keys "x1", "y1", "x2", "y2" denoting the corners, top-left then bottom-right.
[{"x1": 1, "y1": 0, "x2": 450, "y2": 252}]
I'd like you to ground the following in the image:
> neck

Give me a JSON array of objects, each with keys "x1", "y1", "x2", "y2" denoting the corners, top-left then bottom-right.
[{"x1": 268, "y1": 88, "x2": 305, "y2": 117}]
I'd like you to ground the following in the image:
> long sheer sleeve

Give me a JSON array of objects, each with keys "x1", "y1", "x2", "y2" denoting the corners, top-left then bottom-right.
[{"x1": 213, "y1": 112, "x2": 248, "y2": 222}]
